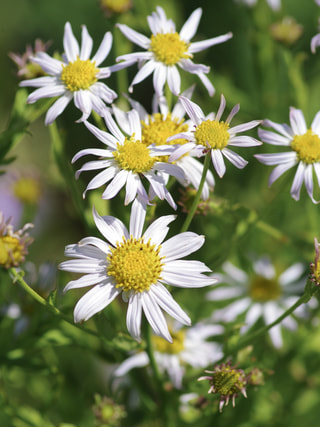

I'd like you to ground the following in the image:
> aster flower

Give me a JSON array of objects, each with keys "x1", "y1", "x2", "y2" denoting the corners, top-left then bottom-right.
[
  {"x1": 114, "y1": 321, "x2": 223, "y2": 388},
  {"x1": 115, "y1": 6, "x2": 233, "y2": 96},
  {"x1": 168, "y1": 95, "x2": 261, "y2": 178},
  {"x1": 234, "y1": 0, "x2": 281, "y2": 11},
  {"x1": 19, "y1": 22, "x2": 118, "y2": 125},
  {"x1": 0, "y1": 212, "x2": 33, "y2": 269},
  {"x1": 198, "y1": 361, "x2": 247, "y2": 412},
  {"x1": 207, "y1": 257, "x2": 314, "y2": 348},
  {"x1": 255, "y1": 108, "x2": 320, "y2": 203},
  {"x1": 123, "y1": 87, "x2": 215, "y2": 200},
  {"x1": 72, "y1": 108, "x2": 186, "y2": 209},
  {"x1": 59, "y1": 199, "x2": 216, "y2": 342}
]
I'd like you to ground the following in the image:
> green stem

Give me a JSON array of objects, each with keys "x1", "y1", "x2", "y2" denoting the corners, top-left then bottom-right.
[
  {"x1": 230, "y1": 280, "x2": 319, "y2": 354},
  {"x1": 9, "y1": 268, "x2": 122, "y2": 351},
  {"x1": 180, "y1": 154, "x2": 211, "y2": 233},
  {"x1": 145, "y1": 322, "x2": 163, "y2": 389}
]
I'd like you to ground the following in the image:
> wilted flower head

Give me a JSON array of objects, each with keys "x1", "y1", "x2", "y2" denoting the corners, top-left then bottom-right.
[
  {"x1": 310, "y1": 237, "x2": 320, "y2": 286},
  {"x1": 9, "y1": 39, "x2": 51, "y2": 80},
  {"x1": 198, "y1": 361, "x2": 247, "y2": 412},
  {"x1": 0, "y1": 212, "x2": 33, "y2": 269}
]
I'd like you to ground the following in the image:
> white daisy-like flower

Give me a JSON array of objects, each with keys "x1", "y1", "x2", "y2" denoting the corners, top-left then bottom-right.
[
  {"x1": 115, "y1": 6, "x2": 233, "y2": 96},
  {"x1": 255, "y1": 108, "x2": 320, "y2": 203},
  {"x1": 208, "y1": 258, "x2": 314, "y2": 348},
  {"x1": 123, "y1": 86, "x2": 215, "y2": 200},
  {"x1": 19, "y1": 22, "x2": 118, "y2": 125},
  {"x1": 168, "y1": 95, "x2": 261, "y2": 178},
  {"x1": 72, "y1": 108, "x2": 186, "y2": 209},
  {"x1": 234, "y1": 0, "x2": 281, "y2": 11},
  {"x1": 59, "y1": 199, "x2": 216, "y2": 342},
  {"x1": 114, "y1": 321, "x2": 223, "y2": 388}
]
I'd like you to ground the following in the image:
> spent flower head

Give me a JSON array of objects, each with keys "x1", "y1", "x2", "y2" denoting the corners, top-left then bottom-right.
[
  {"x1": 73, "y1": 107, "x2": 186, "y2": 209},
  {"x1": 9, "y1": 39, "x2": 51, "y2": 80},
  {"x1": 115, "y1": 6, "x2": 232, "y2": 96},
  {"x1": 255, "y1": 108, "x2": 320, "y2": 203},
  {"x1": 198, "y1": 361, "x2": 247, "y2": 412},
  {"x1": 59, "y1": 199, "x2": 216, "y2": 342},
  {"x1": 169, "y1": 94, "x2": 261, "y2": 178},
  {"x1": 100, "y1": 0, "x2": 132, "y2": 16},
  {"x1": 114, "y1": 321, "x2": 223, "y2": 388},
  {"x1": 19, "y1": 22, "x2": 118, "y2": 125},
  {"x1": 0, "y1": 212, "x2": 33, "y2": 269},
  {"x1": 310, "y1": 237, "x2": 320, "y2": 286}
]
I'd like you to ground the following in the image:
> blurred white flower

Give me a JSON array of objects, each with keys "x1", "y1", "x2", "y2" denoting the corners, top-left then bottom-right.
[
  {"x1": 208, "y1": 257, "x2": 315, "y2": 348},
  {"x1": 114, "y1": 321, "x2": 223, "y2": 388}
]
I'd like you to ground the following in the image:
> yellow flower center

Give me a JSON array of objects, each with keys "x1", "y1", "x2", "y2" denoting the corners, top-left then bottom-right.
[
  {"x1": 212, "y1": 365, "x2": 246, "y2": 396},
  {"x1": 291, "y1": 129, "x2": 320, "y2": 164},
  {"x1": 113, "y1": 137, "x2": 156, "y2": 173},
  {"x1": 194, "y1": 120, "x2": 230, "y2": 149},
  {"x1": 150, "y1": 32, "x2": 191, "y2": 66},
  {"x1": 141, "y1": 113, "x2": 189, "y2": 162},
  {"x1": 107, "y1": 236, "x2": 164, "y2": 293},
  {"x1": 13, "y1": 177, "x2": 41, "y2": 204},
  {"x1": 61, "y1": 57, "x2": 98, "y2": 92},
  {"x1": 152, "y1": 329, "x2": 185, "y2": 354},
  {"x1": 0, "y1": 236, "x2": 25, "y2": 268},
  {"x1": 249, "y1": 276, "x2": 282, "y2": 302}
]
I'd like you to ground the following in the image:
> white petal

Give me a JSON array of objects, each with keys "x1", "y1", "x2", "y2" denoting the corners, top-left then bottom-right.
[
  {"x1": 289, "y1": 107, "x2": 307, "y2": 135},
  {"x1": 126, "y1": 293, "x2": 143, "y2": 341},
  {"x1": 74, "y1": 90, "x2": 92, "y2": 120},
  {"x1": 179, "y1": 8, "x2": 202, "y2": 41},
  {"x1": 19, "y1": 76, "x2": 58, "y2": 88},
  {"x1": 116, "y1": 24, "x2": 151, "y2": 49},
  {"x1": 84, "y1": 119, "x2": 118, "y2": 148},
  {"x1": 45, "y1": 94, "x2": 72, "y2": 125},
  {"x1": 93, "y1": 207, "x2": 129, "y2": 245},
  {"x1": 114, "y1": 352, "x2": 149, "y2": 376},
  {"x1": 143, "y1": 214, "x2": 176, "y2": 245},
  {"x1": 102, "y1": 169, "x2": 129, "y2": 199},
  {"x1": 290, "y1": 162, "x2": 305, "y2": 201},
  {"x1": 150, "y1": 283, "x2": 191, "y2": 325},
  {"x1": 103, "y1": 109, "x2": 125, "y2": 143},
  {"x1": 30, "y1": 52, "x2": 63, "y2": 75},
  {"x1": 160, "y1": 232, "x2": 204, "y2": 261},
  {"x1": 90, "y1": 82, "x2": 117, "y2": 104},
  {"x1": 211, "y1": 149, "x2": 226, "y2": 178},
  {"x1": 63, "y1": 22, "x2": 79, "y2": 62},
  {"x1": 268, "y1": 161, "x2": 296, "y2": 186},
  {"x1": 189, "y1": 32, "x2": 233, "y2": 53},
  {"x1": 153, "y1": 63, "x2": 167, "y2": 97},
  {"x1": 80, "y1": 25, "x2": 93, "y2": 60},
  {"x1": 179, "y1": 96, "x2": 205, "y2": 125},
  {"x1": 64, "y1": 273, "x2": 107, "y2": 292},
  {"x1": 311, "y1": 111, "x2": 320, "y2": 135},
  {"x1": 241, "y1": 304, "x2": 262, "y2": 334},
  {"x1": 91, "y1": 32, "x2": 112, "y2": 66},
  {"x1": 27, "y1": 85, "x2": 66, "y2": 103},
  {"x1": 222, "y1": 148, "x2": 248, "y2": 170},
  {"x1": 74, "y1": 283, "x2": 120, "y2": 322},
  {"x1": 167, "y1": 66, "x2": 181, "y2": 96},
  {"x1": 130, "y1": 61, "x2": 157, "y2": 91},
  {"x1": 83, "y1": 167, "x2": 116, "y2": 195},
  {"x1": 161, "y1": 270, "x2": 215, "y2": 288},
  {"x1": 129, "y1": 197, "x2": 147, "y2": 238},
  {"x1": 141, "y1": 292, "x2": 172, "y2": 342},
  {"x1": 279, "y1": 263, "x2": 305, "y2": 286},
  {"x1": 258, "y1": 129, "x2": 291, "y2": 146},
  {"x1": 207, "y1": 286, "x2": 244, "y2": 300}
]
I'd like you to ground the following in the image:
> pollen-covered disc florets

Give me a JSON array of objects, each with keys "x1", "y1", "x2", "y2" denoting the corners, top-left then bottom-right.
[
  {"x1": 107, "y1": 236, "x2": 164, "y2": 293},
  {"x1": 61, "y1": 57, "x2": 99, "y2": 92},
  {"x1": 0, "y1": 212, "x2": 33, "y2": 269},
  {"x1": 198, "y1": 361, "x2": 247, "y2": 412}
]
